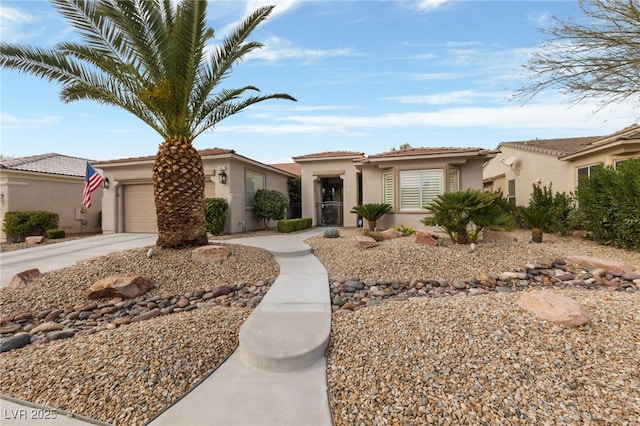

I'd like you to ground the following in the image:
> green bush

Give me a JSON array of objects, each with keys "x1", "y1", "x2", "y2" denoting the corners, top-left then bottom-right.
[
  {"x1": 254, "y1": 189, "x2": 289, "y2": 229},
  {"x1": 393, "y1": 224, "x2": 416, "y2": 235},
  {"x1": 277, "y1": 218, "x2": 312, "y2": 233},
  {"x1": 204, "y1": 198, "x2": 228, "y2": 235},
  {"x1": 422, "y1": 189, "x2": 514, "y2": 244},
  {"x1": 46, "y1": 229, "x2": 66, "y2": 239},
  {"x1": 576, "y1": 158, "x2": 640, "y2": 251},
  {"x1": 324, "y1": 227, "x2": 340, "y2": 238},
  {"x1": 526, "y1": 183, "x2": 576, "y2": 235},
  {"x1": 2, "y1": 210, "x2": 59, "y2": 243}
]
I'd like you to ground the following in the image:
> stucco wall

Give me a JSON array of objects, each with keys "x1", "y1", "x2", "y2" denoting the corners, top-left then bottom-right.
[{"x1": 0, "y1": 170, "x2": 102, "y2": 242}]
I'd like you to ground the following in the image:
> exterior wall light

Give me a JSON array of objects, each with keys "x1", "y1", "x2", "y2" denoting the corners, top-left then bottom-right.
[
  {"x1": 218, "y1": 170, "x2": 227, "y2": 184},
  {"x1": 103, "y1": 177, "x2": 110, "y2": 189}
]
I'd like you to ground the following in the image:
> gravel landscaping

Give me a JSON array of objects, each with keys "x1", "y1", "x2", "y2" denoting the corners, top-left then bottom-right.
[{"x1": 1, "y1": 228, "x2": 639, "y2": 425}]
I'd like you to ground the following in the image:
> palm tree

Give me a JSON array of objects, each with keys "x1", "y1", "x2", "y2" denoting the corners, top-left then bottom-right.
[
  {"x1": 351, "y1": 203, "x2": 392, "y2": 231},
  {"x1": 519, "y1": 206, "x2": 553, "y2": 243},
  {"x1": 0, "y1": 0, "x2": 296, "y2": 248}
]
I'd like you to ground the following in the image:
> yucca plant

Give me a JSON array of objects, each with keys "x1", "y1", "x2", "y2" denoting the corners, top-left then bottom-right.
[
  {"x1": 519, "y1": 206, "x2": 553, "y2": 243},
  {"x1": 351, "y1": 203, "x2": 392, "y2": 231}
]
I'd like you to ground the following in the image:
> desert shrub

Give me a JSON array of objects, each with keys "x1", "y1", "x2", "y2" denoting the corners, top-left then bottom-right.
[
  {"x1": 422, "y1": 190, "x2": 514, "y2": 244},
  {"x1": 254, "y1": 189, "x2": 289, "y2": 230},
  {"x1": 393, "y1": 224, "x2": 416, "y2": 235},
  {"x1": 46, "y1": 229, "x2": 66, "y2": 239},
  {"x1": 362, "y1": 229, "x2": 385, "y2": 242},
  {"x1": 2, "y1": 210, "x2": 59, "y2": 243},
  {"x1": 204, "y1": 198, "x2": 228, "y2": 235},
  {"x1": 324, "y1": 227, "x2": 340, "y2": 238},
  {"x1": 576, "y1": 158, "x2": 640, "y2": 250},
  {"x1": 277, "y1": 218, "x2": 312, "y2": 233}
]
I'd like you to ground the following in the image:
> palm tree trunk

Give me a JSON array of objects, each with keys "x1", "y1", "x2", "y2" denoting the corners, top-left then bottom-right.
[{"x1": 153, "y1": 137, "x2": 208, "y2": 248}]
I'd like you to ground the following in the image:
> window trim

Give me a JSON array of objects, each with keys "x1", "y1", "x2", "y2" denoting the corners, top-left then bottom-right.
[
  {"x1": 576, "y1": 163, "x2": 598, "y2": 182},
  {"x1": 448, "y1": 168, "x2": 460, "y2": 193},
  {"x1": 382, "y1": 172, "x2": 394, "y2": 207},
  {"x1": 507, "y1": 179, "x2": 516, "y2": 205}
]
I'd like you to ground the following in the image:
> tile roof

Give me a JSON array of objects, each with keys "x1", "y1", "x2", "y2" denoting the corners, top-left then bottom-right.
[
  {"x1": 497, "y1": 124, "x2": 640, "y2": 158},
  {"x1": 292, "y1": 151, "x2": 365, "y2": 161},
  {"x1": 269, "y1": 162, "x2": 301, "y2": 176},
  {"x1": 94, "y1": 148, "x2": 235, "y2": 165},
  {"x1": 366, "y1": 146, "x2": 495, "y2": 159},
  {"x1": 0, "y1": 153, "x2": 92, "y2": 177}
]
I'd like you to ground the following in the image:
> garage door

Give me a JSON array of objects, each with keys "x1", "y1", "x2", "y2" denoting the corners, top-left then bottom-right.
[
  {"x1": 123, "y1": 181, "x2": 216, "y2": 233},
  {"x1": 123, "y1": 184, "x2": 157, "y2": 233}
]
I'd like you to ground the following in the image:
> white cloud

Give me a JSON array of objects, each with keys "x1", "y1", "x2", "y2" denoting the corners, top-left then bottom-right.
[
  {"x1": 0, "y1": 113, "x2": 59, "y2": 129},
  {"x1": 0, "y1": 4, "x2": 42, "y2": 42},
  {"x1": 244, "y1": 0, "x2": 301, "y2": 18},
  {"x1": 414, "y1": 0, "x2": 451, "y2": 12},
  {"x1": 386, "y1": 90, "x2": 490, "y2": 105},
  {"x1": 247, "y1": 36, "x2": 354, "y2": 63}
]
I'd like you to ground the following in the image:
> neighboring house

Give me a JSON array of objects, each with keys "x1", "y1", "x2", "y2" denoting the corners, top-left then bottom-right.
[
  {"x1": 94, "y1": 148, "x2": 295, "y2": 235},
  {"x1": 0, "y1": 153, "x2": 103, "y2": 242},
  {"x1": 483, "y1": 124, "x2": 640, "y2": 206},
  {"x1": 293, "y1": 147, "x2": 497, "y2": 230}
]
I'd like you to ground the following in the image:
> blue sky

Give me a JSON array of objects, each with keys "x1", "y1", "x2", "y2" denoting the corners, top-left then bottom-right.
[{"x1": 1, "y1": 0, "x2": 638, "y2": 164}]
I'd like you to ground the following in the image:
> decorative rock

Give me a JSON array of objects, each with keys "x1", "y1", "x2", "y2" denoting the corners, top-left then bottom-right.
[
  {"x1": 415, "y1": 229, "x2": 440, "y2": 246},
  {"x1": 381, "y1": 229, "x2": 401, "y2": 240},
  {"x1": 45, "y1": 309, "x2": 64, "y2": 322},
  {"x1": 113, "y1": 317, "x2": 131, "y2": 326},
  {"x1": 131, "y1": 308, "x2": 161, "y2": 322},
  {"x1": 25, "y1": 236, "x2": 45, "y2": 247},
  {"x1": 1, "y1": 333, "x2": 32, "y2": 353},
  {"x1": 176, "y1": 297, "x2": 190, "y2": 308},
  {"x1": 8, "y1": 268, "x2": 42, "y2": 289},
  {"x1": 452, "y1": 280, "x2": 467, "y2": 290},
  {"x1": 517, "y1": 290, "x2": 591, "y2": 327},
  {"x1": 622, "y1": 272, "x2": 640, "y2": 281},
  {"x1": 566, "y1": 255, "x2": 635, "y2": 275},
  {"x1": 86, "y1": 273, "x2": 154, "y2": 299},
  {"x1": 30, "y1": 321, "x2": 65, "y2": 334},
  {"x1": 191, "y1": 245, "x2": 230, "y2": 263},
  {"x1": 482, "y1": 231, "x2": 517, "y2": 242},
  {"x1": 355, "y1": 235, "x2": 378, "y2": 248},
  {"x1": 0, "y1": 324, "x2": 22, "y2": 334},
  {"x1": 47, "y1": 330, "x2": 77, "y2": 341},
  {"x1": 211, "y1": 285, "x2": 233, "y2": 297}
]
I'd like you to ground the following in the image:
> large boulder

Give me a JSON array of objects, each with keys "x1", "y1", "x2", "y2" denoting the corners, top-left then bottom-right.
[
  {"x1": 381, "y1": 229, "x2": 401, "y2": 240},
  {"x1": 25, "y1": 236, "x2": 45, "y2": 247},
  {"x1": 192, "y1": 245, "x2": 230, "y2": 264},
  {"x1": 415, "y1": 229, "x2": 440, "y2": 246},
  {"x1": 8, "y1": 268, "x2": 42, "y2": 289},
  {"x1": 518, "y1": 290, "x2": 591, "y2": 327},
  {"x1": 86, "y1": 273, "x2": 154, "y2": 299}
]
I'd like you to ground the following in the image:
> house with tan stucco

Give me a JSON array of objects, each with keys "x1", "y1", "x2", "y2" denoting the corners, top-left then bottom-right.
[
  {"x1": 94, "y1": 148, "x2": 296, "y2": 235},
  {"x1": 293, "y1": 147, "x2": 497, "y2": 230},
  {"x1": 483, "y1": 124, "x2": 640, "y2": 206},
  {"x1": 0, "y1": 153, "x2": 103, "y2": 242}
]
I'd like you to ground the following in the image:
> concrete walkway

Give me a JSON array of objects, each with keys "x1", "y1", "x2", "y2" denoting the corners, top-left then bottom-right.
[{"x1": 1, "y1": 229, "x2": 334, "y2": 426}]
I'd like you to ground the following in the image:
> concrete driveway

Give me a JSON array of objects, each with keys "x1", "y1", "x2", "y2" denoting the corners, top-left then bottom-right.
[{"x1": 0, "y1": 233, "x2": 157, "y2": 288}]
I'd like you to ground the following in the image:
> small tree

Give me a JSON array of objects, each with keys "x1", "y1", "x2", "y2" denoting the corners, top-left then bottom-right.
[
  {"x1": 204, "y1": 198, "x2": 228, "y2": 236},
  {"x1": 254, "y1": 189, "x2": 289, "y2": 230},
  {"x1": 350, "y1": 203, "x2": 392, "y2": 231}
]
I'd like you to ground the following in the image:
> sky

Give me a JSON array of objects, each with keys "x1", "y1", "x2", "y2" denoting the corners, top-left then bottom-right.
[{"x1": 1, "y1": 0, "x2": 638, "y2": 164}]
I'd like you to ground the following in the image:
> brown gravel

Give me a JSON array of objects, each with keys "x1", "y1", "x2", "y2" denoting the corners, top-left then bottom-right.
[{"x1": 2, "y1": 228, "x2": 639, "y2": 425}]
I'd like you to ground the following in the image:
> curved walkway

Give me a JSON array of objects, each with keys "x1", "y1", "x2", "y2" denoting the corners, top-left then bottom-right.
[{"x1": 1, "y1": 230, "x2": 333, "y2": 426}]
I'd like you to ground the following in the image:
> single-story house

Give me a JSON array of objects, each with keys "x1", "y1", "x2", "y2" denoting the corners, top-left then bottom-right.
[
  {"x1": 94, "y1": 148, "x2": 296, "y2": 234},
  {"x1": 293, "y1": 147, "x2": 497, "y2": 230},
  {"x1": 483, "y1": 124, "x2": 640, "y2": 206},
  {"x1": 0, "y1": 153, "x2": 103, "y2": 242}
]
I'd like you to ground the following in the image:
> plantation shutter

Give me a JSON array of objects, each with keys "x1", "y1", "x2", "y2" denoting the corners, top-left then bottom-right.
[
  {"x1": 245, "y1": 170, "x2": 265, "y2": 209},
  {"x1": 448, "y1": 169, "x2": 459, "y2": 192},
  {"x1": 399, "y1": 171, "x2": 421, "y2": 210},
  {"x1": 382, "y1": 172, "x2": 394, "y2": 206},
  {"x1": 421, "y1": 170, "x2": 442, "y2": 207}
]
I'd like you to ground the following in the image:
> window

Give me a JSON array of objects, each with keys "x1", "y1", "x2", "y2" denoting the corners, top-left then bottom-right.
[
  {"x1": 576, "y1": 164, "x2": 598, "y2": 180},
  {"x1": 382, "y1": 172, "x2": 393, "y2": 206},
  {"x1": 448, "y1": 169, "x2": 459, "y2": 192},
  {"x1": 245, "y1": 170, "x2": 265, "y2": 209},
  {"x1": 507, "y1": 179, "x2": 516, "y2": 205},
  {"x1": 399, "y1": 169, "x2": 442, "y2": 210}
]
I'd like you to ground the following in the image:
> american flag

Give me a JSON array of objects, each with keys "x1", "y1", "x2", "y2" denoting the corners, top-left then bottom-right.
[{"x1": 83, "y1": 162, "x2": 103, "y2": 209}]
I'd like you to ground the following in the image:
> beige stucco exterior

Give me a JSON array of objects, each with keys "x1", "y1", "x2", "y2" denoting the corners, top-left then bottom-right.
[
  {"x1": 483, "y1": 125, "x2": 640, "y2": 206},
  {"x1": 95, "y1": 150, "x2": 293, "y2": 235},
  {"x1": 0, "y1": 169, "x2": 103, "y2": 242},
  {"x1": 294, "y1": 148, "x2": 495, "y2": 230}
]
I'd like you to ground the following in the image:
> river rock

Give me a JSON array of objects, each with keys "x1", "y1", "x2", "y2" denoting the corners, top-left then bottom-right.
[{"x1": 0, "y1": 333, "x2": 31, "y2": 352}]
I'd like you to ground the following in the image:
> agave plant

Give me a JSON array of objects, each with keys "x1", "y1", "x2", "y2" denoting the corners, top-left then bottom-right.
[
  {"x1": 519, "y1": 206, "x2": 553, "y2": 243},
  {"x1": 351, "y1": 203, "x2": 392, "y2": 231}
]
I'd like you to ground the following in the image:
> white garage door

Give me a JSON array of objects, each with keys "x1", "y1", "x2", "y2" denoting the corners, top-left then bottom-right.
[
  {"x1": 123, "y1": 181, "x2": 216, "y2": 233},
  {"x1": 123, "y1": 184, "x2": 157, "y2": 233}
]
